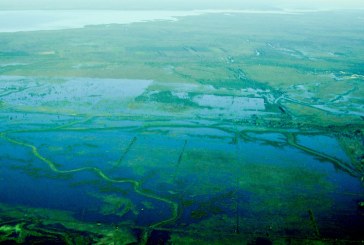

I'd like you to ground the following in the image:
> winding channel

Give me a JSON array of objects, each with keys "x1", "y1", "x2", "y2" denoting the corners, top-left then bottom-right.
[
  {"x1": 0, "y1": 131, "x2": 179, "y2": 230},
  {"x1": 1, "y1": 115, "x2": 362, "y2": 234}
]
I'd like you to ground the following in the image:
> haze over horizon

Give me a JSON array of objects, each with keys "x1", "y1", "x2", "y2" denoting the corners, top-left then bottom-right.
[{"x1": 0, "y1": 0, "x2": 363, "y2": 10}]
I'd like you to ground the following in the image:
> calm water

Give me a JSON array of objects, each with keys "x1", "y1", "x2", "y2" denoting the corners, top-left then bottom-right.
[
  {"x1": 1, "y1": 7, "x2": 364, "y2": 243},
  {"x1": 0, "y1": 9, "x2": 301, "y2": 33},
  {"x1": 1, "y1": 76, "x2": 363, "y2": 243}
]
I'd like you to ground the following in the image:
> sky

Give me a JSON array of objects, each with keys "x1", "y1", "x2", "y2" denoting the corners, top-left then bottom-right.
[{"x1": 0, "y1": 0, "x2": 363, "y2": 10}]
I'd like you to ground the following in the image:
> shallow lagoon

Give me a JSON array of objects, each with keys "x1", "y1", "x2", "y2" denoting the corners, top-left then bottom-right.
[
  {"x1": 1, "y1": 76, "x2": 363, "y2": 243},
  {"x1": 1, "y1": 7, "x2": 364, "y2": 242},
  {"x1": 1, "y1": 123, "x2": 363, "y2": 242}
]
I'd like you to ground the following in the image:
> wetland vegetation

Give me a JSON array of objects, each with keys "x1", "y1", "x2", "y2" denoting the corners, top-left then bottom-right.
[{"x1": 0, "y1": 5, "x2": 364, "y2": 244}]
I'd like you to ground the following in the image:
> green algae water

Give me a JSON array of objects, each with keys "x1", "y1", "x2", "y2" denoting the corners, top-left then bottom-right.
[{"x1": 1, "y1": 8, "x2": 364, "y2": 244}]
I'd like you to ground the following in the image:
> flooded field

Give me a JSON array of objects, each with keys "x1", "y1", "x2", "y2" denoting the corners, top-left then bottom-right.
[{"x1": 0, "y1": 8, "x2": 364, "y2": 245}]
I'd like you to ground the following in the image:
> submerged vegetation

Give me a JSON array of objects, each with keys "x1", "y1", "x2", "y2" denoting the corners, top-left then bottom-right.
[{"x1": 0, "y1": 8, "x2": 363, "y2": 244}]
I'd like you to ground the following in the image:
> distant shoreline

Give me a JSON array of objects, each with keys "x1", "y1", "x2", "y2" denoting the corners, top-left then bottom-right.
[{"x1": 0, "y1": 9, "x2": 330, "y2": 33}]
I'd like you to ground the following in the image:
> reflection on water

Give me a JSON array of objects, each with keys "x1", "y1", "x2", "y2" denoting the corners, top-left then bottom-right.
[
  {"x1": 0, "y1": 76, "x2": 363, "y2": 243},
  {"x1": 1, "y1": 121, "x2": 363, "y2": 242}
]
